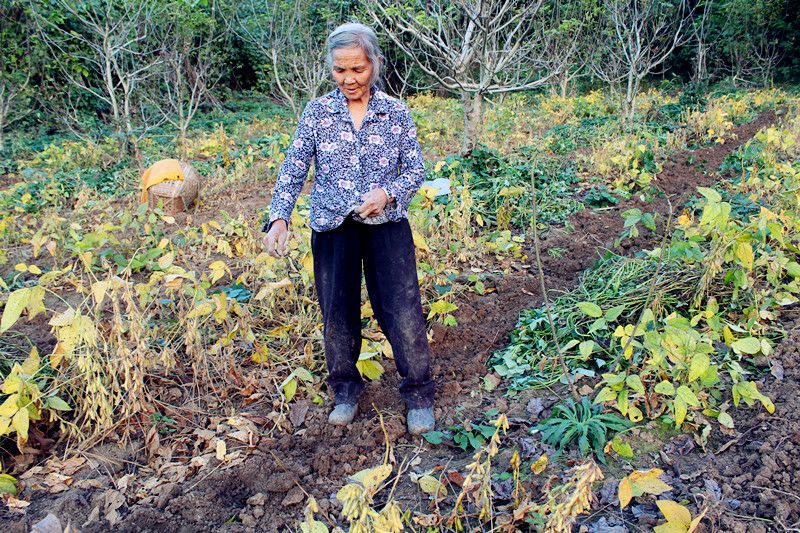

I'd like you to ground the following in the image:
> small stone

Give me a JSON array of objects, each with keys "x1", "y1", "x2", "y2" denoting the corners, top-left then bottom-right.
[
  {"x1": 247, "y1": 493, "x2": 266, "y2": 507},
  {"x1": 591, "y1": 516, "x2": 629, "y2": 533},
  {"x1": 526, "y1": 398, "x2": 545, "y2": 420},
  {"x1": 726, "y1": 498, "x2": 741, "y2": 510},
  {"x1": 239, "y1": 513, "x2": 257, "y2": 527},
  {"x1": 282, "y1": 486, "x2": 305, "y2": 507},
  {"x1": 252, "y1": 507, "x2": 265, "y2": 519},
  {"x1": 704, "y1": 478, "x2": 722, "y2": 501},
  {"x1": 599, "y1": 480, "x2": 619, "y2": 506}
]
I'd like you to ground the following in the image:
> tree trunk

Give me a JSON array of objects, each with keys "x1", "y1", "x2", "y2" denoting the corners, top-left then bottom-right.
[
  {"x1": 462, "y1": 91, "x2": 483, "y2": 155},
  {"x1": 559, "y1": 71, "x2": 569, "y2": 98},
  {"x1": 625, "y1": 71, "x2": 637, "y2": 121},
  {"x1": 693, "y1": 41, "x2": 708, "y2": 83},
  {"x1": 179, "y1": 127, "x2": 188, "y2": 160}
]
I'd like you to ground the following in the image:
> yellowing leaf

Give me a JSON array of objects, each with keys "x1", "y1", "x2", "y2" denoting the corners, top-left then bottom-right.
[
  {"x1": 250, "y1": 345, "x2": 270, "y2": 365},
  {"x1": 349, "y1": 464, "x2": 392, "y2": 491},
  {"x1": 301, "y1": 253, "x2": 314, "y2": 276},
  {"x1": 27, "y1": 265, "x2": 42, "y2": 275},
  {"x1": 653, "y1": 523, "x2": 688, "y2": 533},
  {"x1": 717, "y1": 411, "x2": 734, "y2": 429},
  {"x1": 688, "y1": 353, "x2": 710, "y2": 382},
  {"x1": 356, "y1": 358, "x2": 384, "y2": 381},
  {"x1": 619, "y1": 469, "x2": 672, "y2": 509},
  {"x1": 735, "y1": 241, "x2": 754, "y2": 270},
  {"x1": 427, "y1": 300, "x2": 457, "y2": 319},
  {"x1": 215, "y1": 439, "x2": 227, "y2": 461},
  {"x1": 157, "y1": 252, "x2": 175, "y2": 269},
  {"x1": 12, "y1": 408, "x2": 29, "y2": 446},
  {"x1": 531, "y1": 454, "x2": 548, "y2": 474},
  {"x1": 1, "y1": 288, "x2": 31, "y2": 333},
  {"x1": 657, "y1": 500, "x2": 692, "y2": 530},
  {"x1": 416, "y1": 474, "x2": 447, "y2": 498},
  {"x1": 0, "y1": 394, "x2": 19, "y2": 417},
  {"x1": 91, "y1": 280, "x2": 109, "y2": 310},
  {"x1": 412, "y1": 230, "x2": 430, "y2": 252},
  {"x1": 20, "y1": 347, "x2": 40, "y2": 377},
  {"x1": 674, "y1": 397, "x2": 688, "y2": 427},
  {"x1": 187, "y1": 301, "x2": 214, "y2": 319},
  {"x1": 283, "y1": 377, "x2": 298, "y2": 402},
  {"x1": 253, "y1": 278, "x2": 293, "y2": 300},
  {"x1": 300, "y1": 520, "x2": 328, "y2": 533},
  {"x1": 731, "y1": 337, "x2": 761, "y2": 354}
]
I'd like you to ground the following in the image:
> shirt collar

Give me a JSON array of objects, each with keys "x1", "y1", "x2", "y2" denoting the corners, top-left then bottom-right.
[{"x1": 328, "y1": 86, "x2": 391, "y2": 117}]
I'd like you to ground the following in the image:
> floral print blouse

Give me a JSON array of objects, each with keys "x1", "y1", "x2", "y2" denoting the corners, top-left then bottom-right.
[{"x1": 264, "y1": 87, "x2": 425, "y2": 233}]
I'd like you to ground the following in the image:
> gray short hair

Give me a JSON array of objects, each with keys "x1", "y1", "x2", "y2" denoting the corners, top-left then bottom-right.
[{"x1": 326, "y1": 23, "x2": 384, "y2": 88}]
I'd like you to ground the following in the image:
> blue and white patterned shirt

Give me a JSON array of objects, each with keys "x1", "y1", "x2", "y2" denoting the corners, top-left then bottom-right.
[{"x1": 264, "y1": 87, "x2": 426, "y2": 233}]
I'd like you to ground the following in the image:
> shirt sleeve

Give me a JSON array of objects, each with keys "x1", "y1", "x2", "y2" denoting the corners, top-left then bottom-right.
[
  {"x1": 383, "y1": 104, "x2": 425, "y2": 213},
  {"x1": 264, "y1": 102, "x2": 316, "y2": 231}
]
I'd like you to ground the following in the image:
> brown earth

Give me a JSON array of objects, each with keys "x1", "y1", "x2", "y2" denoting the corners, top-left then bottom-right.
[{"x1": 2, "y1": 110, "x2": 791, "y2": 533}]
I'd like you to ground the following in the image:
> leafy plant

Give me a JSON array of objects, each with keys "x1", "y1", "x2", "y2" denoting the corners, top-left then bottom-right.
[{"x1": 535, "y1": 396, "x2": 630, "y2": 462}]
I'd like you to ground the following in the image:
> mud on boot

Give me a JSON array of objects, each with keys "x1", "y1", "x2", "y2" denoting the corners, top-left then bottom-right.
[
  {"x1": 328, "y1": 403, "x2": 358, "y2": 425},
  {"x1": 407, "y1": 407, "x2": 435, "y2": 435}
]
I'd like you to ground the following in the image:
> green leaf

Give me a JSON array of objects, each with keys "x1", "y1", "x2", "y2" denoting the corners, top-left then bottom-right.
[
  {"x1": 697, "y1": 187, "x2": 721, "y2": 203},
  {"x1": 579, "y1": 340, "x2": 595, "y2": 359},
  {"x1": 577, "y1": 301, "x2": 603, "y2": 318},
  {"x1": 611, "y1": 436, "x2": 634, "y2": 459},
  {"x1": 786, "y1": 261, "x2": 800, "y2": 278},
  {"x1": 731, "y1": 337, "x2": 762, "y2": 355},
  {"x1": 0, "y1": 474, "x2": 17, "y2": 496},
  {"x1": 605, "y1": 305, "x2": 626, "y2": 322},
  {"x1": 46, "y1": 397, "x2": 71, "y2": 411},
  {"x1": 718, "y1": 411, "x2": 734, "y2": 429},
  {"x1": 654, "y1": 381, "x2": 675, "y2": 396},
  {"x1": 626, "y1": 374, "x2": 645, "y2": 395},
  {"x1": 422, "y1": 431, "x2": 444, "y2": 445}
]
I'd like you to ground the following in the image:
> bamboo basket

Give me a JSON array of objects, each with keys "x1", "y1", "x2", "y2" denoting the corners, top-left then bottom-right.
[{"x1": 147, "y1": 161, "x2": 201, "y2": 215}]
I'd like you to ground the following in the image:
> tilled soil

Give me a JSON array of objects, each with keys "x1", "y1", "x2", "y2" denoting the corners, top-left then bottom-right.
[
  {"x1": 708, "y1": 316, "x2": 800, "y2": 532},
  {"x1": 3, "y1": 111, "x2": 791, "y2": 533}
]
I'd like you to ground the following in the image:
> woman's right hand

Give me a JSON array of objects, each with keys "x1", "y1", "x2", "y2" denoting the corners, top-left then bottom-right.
[{"x1": 263, "y1": 219, "x2": 289, "y2": 258}]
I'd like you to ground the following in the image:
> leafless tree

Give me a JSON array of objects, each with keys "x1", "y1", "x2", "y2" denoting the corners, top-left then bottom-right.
[
  {"x1": 150, "y1": 32, "x2": 221, "y2": 159},
  {"x1": 235, "y1": 0, "x2": 341, "y2": 117},
  {"x1": 691, "y1": 0, "x2": 714, "y2": 84},
  {"x1": 31, "y1": 0, "x2": 166, "y2": 156},
  {"x1": 545, "y1": 0, "x2": 600, "y2": 97},
  {"x1": 592, "y1": 0, "x2": 693, "y2": 120},
  {"x1": 367, "y1": 0, "x2": 561, "y2": 153}
]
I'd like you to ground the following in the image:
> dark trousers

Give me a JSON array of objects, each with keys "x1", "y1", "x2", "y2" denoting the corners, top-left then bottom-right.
[{"x1": 311, "y1": 217, "x2": 435, "y2": 409}]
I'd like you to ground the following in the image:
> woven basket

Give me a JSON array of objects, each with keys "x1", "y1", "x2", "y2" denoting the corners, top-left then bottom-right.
[{"x1": 147, "y1": 162, "x2": 201, "y2": 214}]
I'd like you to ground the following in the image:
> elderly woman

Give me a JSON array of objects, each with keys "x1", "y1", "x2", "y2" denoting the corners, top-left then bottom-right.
[{"x1": 262, "y1": 23, "x2": 435, "y2": 434}]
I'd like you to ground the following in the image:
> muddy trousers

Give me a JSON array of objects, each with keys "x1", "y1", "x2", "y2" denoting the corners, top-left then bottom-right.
[{"x1": 311, "y1": 217, "x2": 435, "y2": 409}]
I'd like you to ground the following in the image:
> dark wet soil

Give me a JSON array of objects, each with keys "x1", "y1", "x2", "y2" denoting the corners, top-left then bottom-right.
[{"x1": 3, "y1": 111, "x2": 793, "y2": 533}]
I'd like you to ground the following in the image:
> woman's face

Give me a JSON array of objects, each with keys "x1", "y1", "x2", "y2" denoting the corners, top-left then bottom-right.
[{"x1": 331, "y1": 46, "x2": 374, "y2": 102}]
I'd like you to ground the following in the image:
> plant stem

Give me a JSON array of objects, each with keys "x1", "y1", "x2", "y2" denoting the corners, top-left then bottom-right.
[{"x1": 530, "y1": 166, "x2": 580, "y2": 401}]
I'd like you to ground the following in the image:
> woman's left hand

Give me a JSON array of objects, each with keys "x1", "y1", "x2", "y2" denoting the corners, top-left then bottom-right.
[{"x1": 356, "y1": 188, "x2": 389, "y2": 218}]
